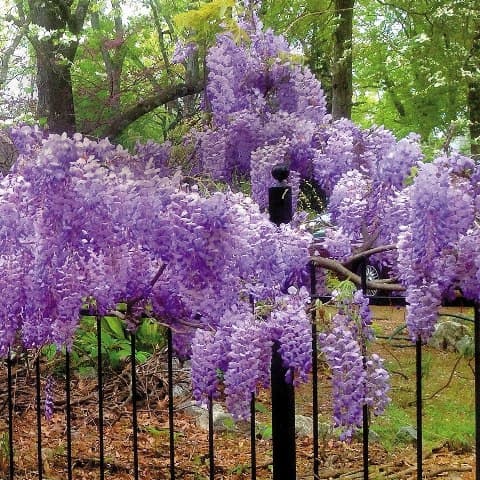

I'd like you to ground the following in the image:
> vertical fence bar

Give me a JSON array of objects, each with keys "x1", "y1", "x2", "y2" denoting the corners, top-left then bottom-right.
[
  {"x1": 474, "y1": 304, "x2": 480, "y2": 480},
  {"x1": 65, "y1": 350, "x2": 73, "y2": 480},
  {"x1": 360, "y1": 259, "x2": 369, "y2": 480},
  {"x1": 131, "y1": 332, "x2": 139, "y2": 480},
  {"x1": 208, "y1": 396, "x2": 215, "y2": 480},
  {"x1": 7, "y1": 349, "x2": 14, "y2": 480},
  {"x1": 416, "y1": 338, "x2": 423, "y2": 480},
  {"x1": 96, "y1": 316, "x2": 105, "y2": 480},
  {"x1": 250, "y1": 393, "x2": 256, "y2": 480},
  {"x1": 249, "y1": 295, "x2": 257, "y2": 480},
  {"x1": 310, "y1": 261, "x2": 319, "y2": 479},
  {"x1": 167, "y1": 328, "x2": 175, "y2": 480},
  {"x1": 271, "y1": 342, "x2": 296, "y2": 480},
  {"x1": 35, "y1": 355, "x2": 43, "y2": 480}
]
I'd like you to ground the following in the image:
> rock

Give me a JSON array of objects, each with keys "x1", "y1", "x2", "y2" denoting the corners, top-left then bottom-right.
[
  {"x1": 172, "y1": 383, "x2": 190, "y2": 398},
  {"x1": 182, "y1": 403, "x2": 204, "y2": 418},
  {"x1": 428, "y1": 321, "x2": 470, "y2": 352},
  {"x1": 295, "y1": 415, "x2": 313, "y2": 437},
  {"x1": 318, "y1": 421, "x2": 334, "y2": 441},
  {"x1": 0, "y1": 132, "x2": 17, "y2": 175},
  {"x1": 294, "y1": 415, "x2": 334, "y2": 440},
  {"x1": 395, "y1": 425, "x2": 417, "y2": 445},
  {"x1": 353, "y1": 428, "x2": 381, "y2": 444},
  {"x1": 195, "y1": 404, "x2": 237, "y2": 432}
]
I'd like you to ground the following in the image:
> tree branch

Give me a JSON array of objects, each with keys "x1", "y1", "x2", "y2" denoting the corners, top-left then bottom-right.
[
  {"x1": 311, "y1": 255, "x2": 405, "y2": 292},
  {"x1": 347, "y1": 243, "x2": 397, "y2": 264},
  {"x1": 100, "y1": 80, "x2": 205, "y2": 139},
  {"x1": 0, "y1": 31, "x2": 24, "y2": 88},
  {"x1": 71, "y1": 0, "x2": 91, "y2": 34}
]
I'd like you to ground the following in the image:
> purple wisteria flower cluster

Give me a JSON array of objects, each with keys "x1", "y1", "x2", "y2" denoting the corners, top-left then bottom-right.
[
  {"x1": 5, "y1": 5, "x2": 480, "y2": 432},
  {"x1": 190, "y1": 287, "x2": 312, "y2": 419},
  {"x1": 182, "y1": 15, "x2": 425, "y2": 280},
  {"x1": 319, "y1": 290, "x2": 390, "y2": 440},
  {"x1": 1, "y1": 125, "x2": 313, "y2": 418},
  {"x1": 396, "y1": 156, "x2": 478, "y2": 341}
]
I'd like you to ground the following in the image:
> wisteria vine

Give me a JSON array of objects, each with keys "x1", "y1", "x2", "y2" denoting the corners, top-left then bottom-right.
[{"x1": 3, "y1": 7, "x2": 480, "y2": 437}]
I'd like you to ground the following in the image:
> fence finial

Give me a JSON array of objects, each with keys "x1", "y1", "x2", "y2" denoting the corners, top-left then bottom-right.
[{"x1": 268, "y1": 164, "x2": 293, "y2": 226}]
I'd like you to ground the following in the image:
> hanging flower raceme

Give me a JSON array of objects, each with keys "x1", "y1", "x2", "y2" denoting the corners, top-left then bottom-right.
[
  {"x1": 319, "y1": 290, "x2": 390, "y2": 440},
  {"x1": 397, "y1": 158, "x2": 477, "y2": 341},
  {"x1": 191, "y1": 288, "x2": 313, "y2": 419}
]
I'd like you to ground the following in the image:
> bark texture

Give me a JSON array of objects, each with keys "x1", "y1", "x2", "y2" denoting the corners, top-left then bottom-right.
[
  {"x1": 468, "y1": 25, "x2": 480, "y2": 159},
  {"x1": 331, "y1": 0, "x2": 354, "y2": 120},
  {"x1": 28, "y1": 0, "x2": 90, "y2": 134}
]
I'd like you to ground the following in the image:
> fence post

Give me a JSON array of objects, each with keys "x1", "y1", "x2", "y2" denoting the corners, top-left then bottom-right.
[
  {"x1": 310, "y1": 261, "x2": 320, "y2": 479},
  {"x1": 359, "y1": 259, "x2": 370, "y2": 480},
  {"x1": 268, "y1": 164, "x2": 296, "y2": 480},
  {"x1": 7, "y1": 349, "x2": 14, "y2": 480},
  {"x1": 415, "y1": 337, "x2": 423, "y2": 480},
  {"x1": 475, "y1": 303, "x2": 480, "y2": 480},
  {"x1": 35, "y1": 356, "x2": 43, "y2": 480}
]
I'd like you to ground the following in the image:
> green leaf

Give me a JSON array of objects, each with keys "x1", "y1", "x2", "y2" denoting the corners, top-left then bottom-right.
[
  {"x1": 256, "y1": 423, "x2": 272, "y2": 440},
  {"x1": 102, "y1": 316, "x2": 126, "y2": 339},
  {"x1": 136, "y1": 319, "x2": 164, "y2": 346},
  {"x1": 255, "y1": 401, "x2": 269, "y2": 414},
  {"x1": 41, "y1": 344, "x2": 57, "y2": 361},
  {"x1": 135, "y1": 351, "x2": 151, "y2": 364}
]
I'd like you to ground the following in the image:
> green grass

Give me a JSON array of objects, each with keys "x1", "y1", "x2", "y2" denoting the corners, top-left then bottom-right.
[{"x1": 372, "y1": 321, "x2": 475, "y2": 454}]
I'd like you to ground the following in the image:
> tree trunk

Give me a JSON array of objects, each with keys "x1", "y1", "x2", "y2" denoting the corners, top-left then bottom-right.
[
  {"x1": 28, "y1": 0, "x2": 90, "y2": 134},
  {"x1": 307, "y1": 25, "x2": 332, "y2": 114},
  {"x1": 35, "y1": 52, "x2": 76, "y2": 134},
  {"x1": 331, "y1": 0, "x2": 354, "y2": 120},
  {"x1": 468, "y1": 26, "x2": 480, "y2": 159}
]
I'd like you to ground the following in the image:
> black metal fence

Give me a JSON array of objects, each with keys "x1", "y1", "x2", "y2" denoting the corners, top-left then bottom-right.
[
  {"x1": 1, "y1": 166, "x2": 478, "y2": 479},
  {"x1": 1, "y1": 265, "x2": 478, "y2": 480}
]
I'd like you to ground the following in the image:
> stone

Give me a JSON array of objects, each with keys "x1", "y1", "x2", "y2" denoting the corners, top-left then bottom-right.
[
  {"x1": 353, "y1": 428, "x2": 381, "y2": 444},
  {"x1": 395, "y1": 425, "x2": 417, "y2": 445},
  {"x1": 195, "y1": 404, "x2": 237, "y2": 432},
  {"x1": 295, "y1": 415, "x2": 313, "y2": 437},
  {"x1": 0, "y1": 132, "x2": 17, "y2": 175},
  {"x1": 428, "y1": 321, "x2": 470, "y2": 352}
]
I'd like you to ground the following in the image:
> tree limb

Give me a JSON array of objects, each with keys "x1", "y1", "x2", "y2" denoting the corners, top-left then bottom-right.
[
  {"x1": 101, "y1": 80, "x2": 205, "y2": 139},
  {"x1": 311, "y1": 255, "x2": 405, "y2": 292},
  {"x1": 71, "y1": 0, "x2": 91, "y2": 35},
  {"x1": 347, "y1": 243, "x2": 397, "y2": 264},
  {"x1": 0, "y1": 31, "x2": 24, "y2": 88}
]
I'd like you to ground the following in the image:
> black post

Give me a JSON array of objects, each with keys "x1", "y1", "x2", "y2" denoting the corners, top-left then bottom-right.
[
  {"x1": 167, "y1": 328, "x2": 176, "y2": 480},
  {"x1": 271, "y1": 342, "x2": 296, "y2": 480},
  {"x1": 249, "y1": 295, "x2": 257, "y2": 480},
  {"x1": 268, "y1": 164, "x2": 293, "y2": 227},
  {"x1": 268, "y1": 164, "x2": 296, "y2": 480},
  {"x1": 66, "y1": 350, "x2": 73, "y2": 480},
  {"x1": 35, "y1": 356, "x2": 43, "y2": 480},
  {"x1": 208, "y1": 396, "x2": 215, "y2": 480},
  {"x1": 310, "y1": 261, "x2": 320, "y2": 479},
  {"x1": 474, "y1": 304, "x2": 480, "y2": 480},
  {"x1": 7, "y1": 350, "x2": 14, "y2": 480},
  {"x1": 96, "y1": 316, "x2": 105, "y2": 480},
  {"x1": 360, "y1": 259, "x2": 369, "y2": 480},
  {"x1": 250, "y1": 393, "x2": 257, "y2": 480},
  {"x1": 131, "y1": 333, "x2": 139, "y2": 480},
  {"x1": 416, "y1": 337, "x2": 423, "y2": 480}
]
